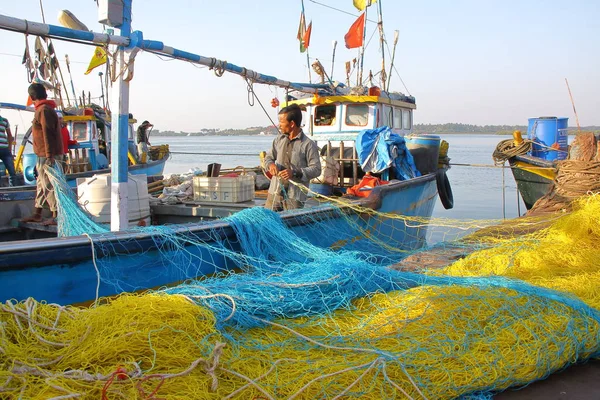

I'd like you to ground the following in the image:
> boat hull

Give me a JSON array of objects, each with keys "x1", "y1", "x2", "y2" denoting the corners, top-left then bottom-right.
[
  {"x1": 0, "y1": 172, "x2": 438, "y2": 305},
  {"x1": 508, "y1": 155, "x2": 556, "y2": 210}
]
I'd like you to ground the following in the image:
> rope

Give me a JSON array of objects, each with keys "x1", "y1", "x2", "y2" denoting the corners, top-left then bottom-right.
[
  {"x1": 243, "y1": 78, "x2": 281, "y2": 135},
  {"x1": 492, "y1": 139, "x2": 532, "y2": 165}
]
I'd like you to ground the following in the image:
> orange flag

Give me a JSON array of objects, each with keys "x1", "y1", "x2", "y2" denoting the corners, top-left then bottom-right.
[
  {"x1": 344, "y1": 12, "x2": 365, "y2": 49},
  {"x1": 297, "y1": 13, "x2": 307, "y2": 53},
  {"x1": 303, "y1": 21, "x2": 313, "y2": 49}
]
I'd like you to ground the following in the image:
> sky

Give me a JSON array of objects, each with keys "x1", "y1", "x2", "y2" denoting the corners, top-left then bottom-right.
[{"x1": 0, "y1": 0, "x2": 598, "y2": 132}]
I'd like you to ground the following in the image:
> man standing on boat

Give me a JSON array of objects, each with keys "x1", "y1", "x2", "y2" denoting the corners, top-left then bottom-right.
[
  {"x1": 264, "y1": 104, "x2": 321, "y2": 210},
  {"x1": 21, "y1": 83, "x2": 64, "y2": 226},
  {"x1": 0, "y1": 112, "x2": 17, "y2": 186},
  {"x1": 136, "y1": 120, "x2": 153, "y2": 163}
]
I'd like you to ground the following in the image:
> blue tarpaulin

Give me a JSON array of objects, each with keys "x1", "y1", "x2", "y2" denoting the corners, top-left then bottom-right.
[{"x1": 356, "y1": 126, "x2": 421, "y2": 180}]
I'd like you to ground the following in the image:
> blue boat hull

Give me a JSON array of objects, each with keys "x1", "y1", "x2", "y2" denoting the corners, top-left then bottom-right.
[{"x1": 0, "y1": 172, "x2": 438, "y2": 305}]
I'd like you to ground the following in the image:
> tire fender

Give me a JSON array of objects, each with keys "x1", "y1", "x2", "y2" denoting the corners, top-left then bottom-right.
[{"x1": 436, "y1": 169, "x2": 454, "y2": 210}]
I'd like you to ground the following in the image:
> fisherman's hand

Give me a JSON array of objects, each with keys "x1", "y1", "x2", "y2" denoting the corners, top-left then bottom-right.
[
  {"x1": 278, "y1": 168, "x2": 292, "y2": 181},
  {"x1": 268, "y1": 163, "x2": 278, "y2": 177}
]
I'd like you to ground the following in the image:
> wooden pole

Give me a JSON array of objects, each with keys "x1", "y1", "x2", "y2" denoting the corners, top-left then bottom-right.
[
  {"x1": 300, "y1": 0, "x2": 312, "y2": 83},
  {"x1": 386, "y1": 30, "x2": 399, "y2": 91},
  {"x1": 358, "y1": 5, "x2": 368, "y2": 86},
  {"x1": 377, "y1": 0, "x2": 386, "y2": 91},
  {"x1": 330, "y1": 40, "x2": 337, "y2": 81},
  {"x1": 565, "y1": 78, "x2": 581, "y2": 134}
]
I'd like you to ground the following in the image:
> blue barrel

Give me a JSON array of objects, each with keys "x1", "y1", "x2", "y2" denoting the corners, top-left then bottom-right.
[
  {"x1": 527, "y1": 117, "x2": 568, "y2": 161},
  {"x1": 404, "y1": 134, "x2": 441, "y2": 174},
  {"x1": 23, "y1": 153, "x2": 38, "y2": 185}
]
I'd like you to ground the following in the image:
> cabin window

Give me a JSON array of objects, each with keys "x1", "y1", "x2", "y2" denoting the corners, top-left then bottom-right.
[
  {"x1": 380, "y1": 105, "x2": 392, "y2": 127},
  {"x1": 72, "y1": 122, "x2": 88, "y2": 141},
  {"x1": 402, "y1": 109, "x2": 412, "y2": 130},
  {"x1": 393, "y1": 107, "x2": 402, "y2": 129},
  {"x1": 345, "y1": 105, "x2": 369, "y2": 126},
  {"x1": 314, "y1": 105, "x2": 337, "y2": 126}
]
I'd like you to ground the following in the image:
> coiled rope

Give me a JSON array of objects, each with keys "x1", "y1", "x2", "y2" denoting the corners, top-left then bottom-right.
[{"x1": 492, "y1": 139, "x2": 532, "y2": 165}]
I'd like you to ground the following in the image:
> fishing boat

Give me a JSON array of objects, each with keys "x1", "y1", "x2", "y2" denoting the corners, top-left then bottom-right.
[
  {"x1": 493, "y1": 117, "x2": 567, "y2": 210},
  {"x1": 0, "y1": 4, "x2": 453, "y2": 305}
]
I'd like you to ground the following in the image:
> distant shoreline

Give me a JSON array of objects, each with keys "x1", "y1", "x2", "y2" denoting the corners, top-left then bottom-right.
[{"x1": 152, "y1": 127, "x2": 597, "y2": 137}]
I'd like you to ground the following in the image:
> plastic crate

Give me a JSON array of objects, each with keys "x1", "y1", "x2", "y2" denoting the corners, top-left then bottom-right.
[{"x1": 193, "y1": 175, "x2": 255, "y2": 203}]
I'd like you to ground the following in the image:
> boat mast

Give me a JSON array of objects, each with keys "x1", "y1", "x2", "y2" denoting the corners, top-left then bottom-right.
[
  {"x1": 376, "y1": 0, "x2": 386, "y2": 91},
  {"x1": 358, "y1": 1, "x2": 369, "y2": 86},
  {"x1": 110, "y1": 0, "x2": 133, "y2": 231}
]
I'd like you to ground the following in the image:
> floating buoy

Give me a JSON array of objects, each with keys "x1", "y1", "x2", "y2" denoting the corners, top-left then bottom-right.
[{"x1": 58, "y1": 10, "x2": 89, "y2": 31}]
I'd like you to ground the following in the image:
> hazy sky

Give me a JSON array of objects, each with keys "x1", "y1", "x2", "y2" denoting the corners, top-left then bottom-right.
[{"x1": 0, "y1": 0, "x2": 598, "y2": 132}]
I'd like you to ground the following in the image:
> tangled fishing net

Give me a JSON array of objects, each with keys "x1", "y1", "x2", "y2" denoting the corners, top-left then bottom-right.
[{"x1": 2, "y1": 167, "x2": 600, "y2": 399}]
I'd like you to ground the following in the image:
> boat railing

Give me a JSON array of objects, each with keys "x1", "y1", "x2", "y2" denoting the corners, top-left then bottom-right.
[{"x1": 324, "y1": 140, "x2": 360, "y2": 187}]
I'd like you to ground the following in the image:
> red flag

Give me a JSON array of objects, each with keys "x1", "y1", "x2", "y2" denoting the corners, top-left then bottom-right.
[
  {"x1": 344, "y1": 12, "x2": 365, "y2": 49},
  {"x1": 303, "y1": 22, "x2": 313, "y2": 50}
]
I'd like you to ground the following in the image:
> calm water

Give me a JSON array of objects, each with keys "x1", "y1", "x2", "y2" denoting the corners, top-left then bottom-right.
[{"x1": 153, "y1": 134, "x2": 525, "y2": 221}]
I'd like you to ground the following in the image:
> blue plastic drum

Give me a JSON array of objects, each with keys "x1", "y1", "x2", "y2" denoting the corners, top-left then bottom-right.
[{"x1": 527, "y1": 117, "x2": 569, "y2": 161}]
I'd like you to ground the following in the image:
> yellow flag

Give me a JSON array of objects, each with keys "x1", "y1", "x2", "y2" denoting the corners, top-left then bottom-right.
[
  {"x1": 353, "y1": 0, "x2": 376, "y2": 11},
  {"x1": 84, "y1": 46, "x2": 107, "y2": 75}
]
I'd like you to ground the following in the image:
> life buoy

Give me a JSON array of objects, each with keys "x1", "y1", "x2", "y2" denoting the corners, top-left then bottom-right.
[{"x1": 436, "y1": 169, "x2": 454, "y2": 210}]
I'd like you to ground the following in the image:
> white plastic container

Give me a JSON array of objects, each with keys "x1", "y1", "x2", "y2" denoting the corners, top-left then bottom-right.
[
  {"x1": 77, "y1": 173, "x2": 151, "y2": 227},
  {"x1": 193, "y1": 175, "x2": 255, "y2": 203}
]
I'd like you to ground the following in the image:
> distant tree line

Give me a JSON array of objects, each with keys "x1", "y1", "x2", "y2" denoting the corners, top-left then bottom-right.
[
  {"x1": 153, "y1": 123, "x2": 599, "y2": 136},
  {"x1": 413, "y1": 123, "x2": 600, "y2": 135}
]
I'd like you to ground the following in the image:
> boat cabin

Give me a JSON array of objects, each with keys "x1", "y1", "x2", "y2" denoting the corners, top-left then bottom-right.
[
  {"x1": 63, "y1": 112, "x2": 138, "y2": 174},
  {"x1": 287, "y1": 93, "x2": 418, "y2": 187}
]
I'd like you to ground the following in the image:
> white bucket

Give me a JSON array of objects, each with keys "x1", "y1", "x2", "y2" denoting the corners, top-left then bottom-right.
[{"x1": 77, "y1": 173, "x2": 151, "y2": 227}]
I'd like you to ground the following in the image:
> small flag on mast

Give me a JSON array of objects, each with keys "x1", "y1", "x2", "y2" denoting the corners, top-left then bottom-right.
[
  {"x1": 303, "y1": 21, "x2": 313, "y2": 50},
  {"x1": 84, "y1": 46, "x2": 107, "y2": 75},
  {"x1": 344, "y1": 12, "x2": 365, "y2": 49},
  {"x1": 353, "y1": 0, "x2": 376, "y2": 11},
  {"x1": 297, "y1": 13, "x2": 313, "y2": 53}
]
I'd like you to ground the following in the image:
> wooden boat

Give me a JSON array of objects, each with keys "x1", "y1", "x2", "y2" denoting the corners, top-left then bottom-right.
[{"x1": 495, "y1": 118, "x2": 567, "y2": 210}]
